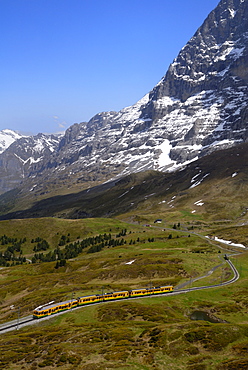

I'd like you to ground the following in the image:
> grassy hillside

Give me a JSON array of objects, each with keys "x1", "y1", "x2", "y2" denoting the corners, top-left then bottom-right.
[
  {"x1": 0, "y1": 216, "x2": 247, "y2": 369},
  {"x1": 1, "y1": 144, "x2": 248, "y2": 368}
]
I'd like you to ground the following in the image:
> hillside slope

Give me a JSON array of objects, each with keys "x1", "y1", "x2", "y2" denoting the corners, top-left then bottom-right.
[{"x1": 1, "y1": 142, "x2": 248, "y2": 222}]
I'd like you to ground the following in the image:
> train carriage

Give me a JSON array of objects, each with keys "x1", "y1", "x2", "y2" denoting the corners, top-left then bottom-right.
[
  {"x1": 33, "y1": 299, "x2": 78, "y2": 319},
  {"x1": 150, "y1": 285, "x2": 173, "y2": 294},
  {"x1": 77, "y1": 294, "x2": 102, "y2": 306},
  {"x1": 129, "y1": 288, "x2": 151, "y2": 298},
  {"x1": 130, "y1": 285, "x2": 173, "y2": 298},
  {"x1": 102, "y1": 291, "x2": 129, "y2": 301}
]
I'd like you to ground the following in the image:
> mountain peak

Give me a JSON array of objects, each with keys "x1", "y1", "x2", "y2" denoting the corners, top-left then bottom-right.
[
  {"x1": 0, "y1": 0, "x2": 247, "y2": 198},
  {"x1": 0, "y1": 129, "x2": 26, "y2": 154}
]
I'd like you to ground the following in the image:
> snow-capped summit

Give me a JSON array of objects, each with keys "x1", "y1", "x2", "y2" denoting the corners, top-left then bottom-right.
[
  {"x1": 142, "y1": 0, "x2": 248, "y2": 164},
  {"x1": 0, "y1": 129, "x2": 25, "y2": 154}
]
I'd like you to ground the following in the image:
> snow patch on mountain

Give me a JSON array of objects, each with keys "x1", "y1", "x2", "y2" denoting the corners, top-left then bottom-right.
[
  {"x1": 210, "y1": 236, "x2": 246, "y2": 249},
  {"x1": 157, "y1": 140, "x2": 172, "y2": 167},
  {"x1": 190, "y1": 173, "x2": 210, "y2": 189},
  {"x1": 194, "y1": 200, "x2": 204, "y2": 206}
]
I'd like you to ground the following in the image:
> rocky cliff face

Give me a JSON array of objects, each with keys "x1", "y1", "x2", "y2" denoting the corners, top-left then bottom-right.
[
  {"x1": 143, "y1": 0, "x2": 248, "y2": 162},
  {"x1": 0, "y1": 0, "x2": 247, "y2": 196}
]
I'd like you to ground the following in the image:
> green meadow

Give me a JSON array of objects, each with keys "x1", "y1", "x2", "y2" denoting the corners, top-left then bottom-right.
[{"x1": 0, "y1": 216, "x2": 247, "y2": 369}]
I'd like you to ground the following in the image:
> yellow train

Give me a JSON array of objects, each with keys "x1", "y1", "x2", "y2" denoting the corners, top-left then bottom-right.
[{"x1": 33, "y1": 285, "x2": 173, "y2": 319}]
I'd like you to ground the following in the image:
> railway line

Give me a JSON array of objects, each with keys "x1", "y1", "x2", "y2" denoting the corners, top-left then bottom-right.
[{"x1": 0, "y1": 258, "x2": 239, "y2": 334}]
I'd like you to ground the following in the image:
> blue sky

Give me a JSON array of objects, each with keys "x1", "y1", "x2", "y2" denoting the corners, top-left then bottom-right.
[{"x1": 1, "y1": 0, "x2": 220, "y2": 134}]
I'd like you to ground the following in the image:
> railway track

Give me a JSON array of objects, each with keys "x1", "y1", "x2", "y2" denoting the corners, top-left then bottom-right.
[{"x1": 0, "y1": 315, "x2": 34, "y2": 334}]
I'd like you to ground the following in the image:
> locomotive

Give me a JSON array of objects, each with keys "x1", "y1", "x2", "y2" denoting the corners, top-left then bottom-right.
[{"x1": 33, "y1": 285, "x2": 173, "y2": 319}]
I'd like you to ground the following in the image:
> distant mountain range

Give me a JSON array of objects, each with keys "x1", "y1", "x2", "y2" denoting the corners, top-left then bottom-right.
[
  {"x1": 0, "y1": 0, "x2": 247, "y2": 213},
  {"x1": 0, "y1": 131, "x2": 61, "y2": 194}
]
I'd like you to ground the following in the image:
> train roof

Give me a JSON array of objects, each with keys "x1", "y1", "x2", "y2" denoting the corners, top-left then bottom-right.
[
  {"x1": 78, "y1": 291, "x2": 129, "y2": 299},
  {"x1": 131, "y1": 285, "x2": 173, "y2": 292},
  {"x1": 103, "y1": 290, "x2": 129, "y2": 295},
  {"x1": 77, "y1": 294, "x2": 100, "y2": 299}
]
